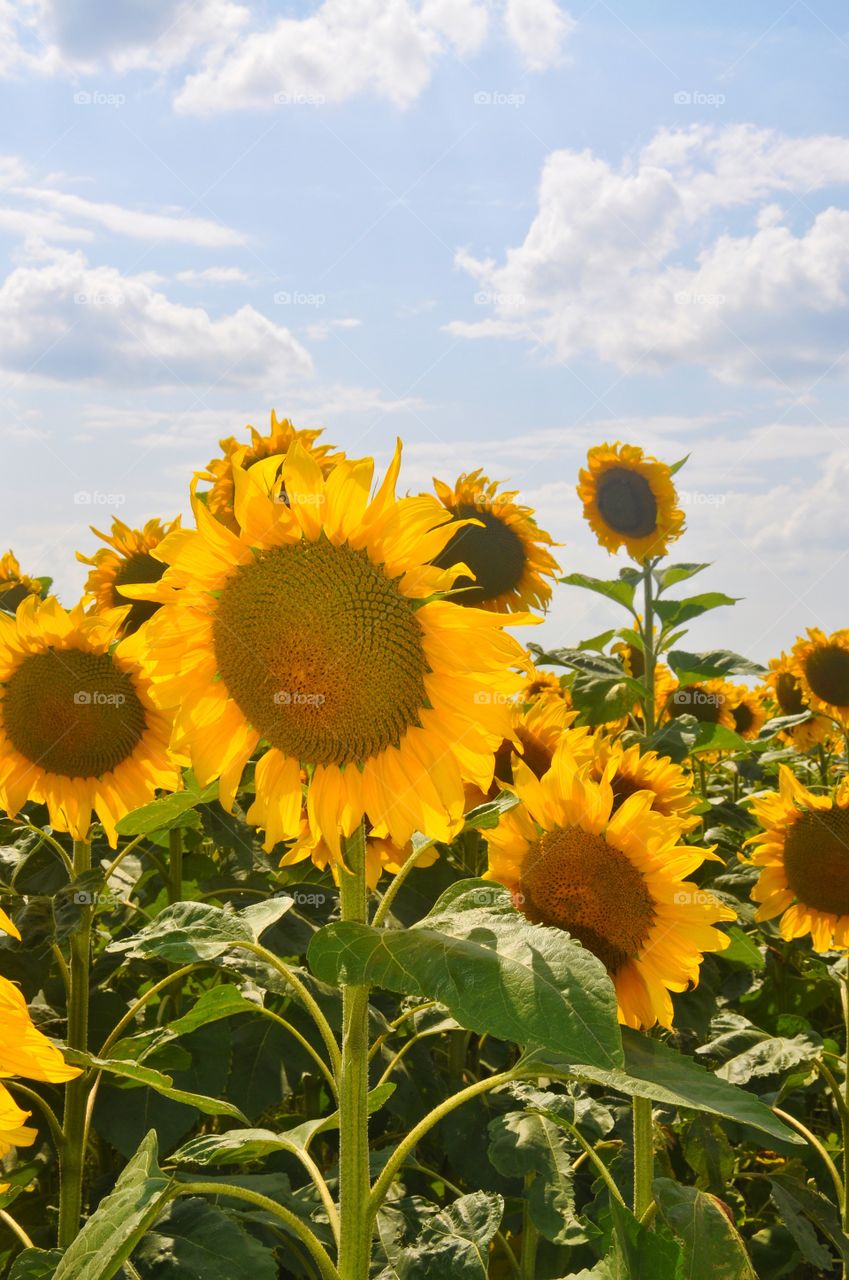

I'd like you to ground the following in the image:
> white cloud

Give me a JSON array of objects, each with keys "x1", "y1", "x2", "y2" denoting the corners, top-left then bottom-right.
[
  {"x1": 176, "y1": 266, "x2": 250, "y2": 284},
  {"x1": 15, "y1": 185, "x2": 245, "y2": 246},
  {"x1": 305, "y1": 317, "x2": 363, "y2": 340},
  {"x1": 0, "y1": 247, "x2": 312, "y2": 389},
  {"x1": 448, "y1": 125, "x2": 849, "y2": 384},
  {"x1": 504, "y1": 0, "x2": 575, "y2": 71}
]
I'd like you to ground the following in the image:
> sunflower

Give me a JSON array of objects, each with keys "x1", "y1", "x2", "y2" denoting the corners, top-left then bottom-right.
[
  {"x1": 792, "y1": 629, "x2": 849, "y2": 729},
  {"x1": 493, "y1": 696, "x2": 584, "y2": 788},
  {"x1": 279, "y1": 820, "x2": 440, "y2": 890},
  {"x1": 484, "y1": 746, "x2": 733, "y2": 1028},
  {"x1": 584, "y1": 734, "x2": 702, "y2": 831},
  {"x1": 578, "y1": 442, "x2": 685, "y2": 563},
  {"x1": 0, "y1": 596, "x2": 181, "y2": 846},
  {"x1": 0, "y1": 1081, "x2": 37, "y2": 1182},
  {"x1": 131, "y1": 443, "x2": 530, "y2": 863},
  {"x1": 77, "y1": 516, "x2": 180, "y2": 635},
  {"x1": 611, "y1": 637, "x2": 677, "y2": 728},
  {"x1": 725, "y1": 683, "x2": 766, "y2": 742},
  {"x1": 746, "y1": 766, "x2": 849, "y2": 951},
  {"x1": 198, "y1": 410, "x2": 343, "y2": 532},
  {"x1": 665, "y1": 679, "x2": 736, "y2": 731},
  {"x1": 0, "y1": 551, "x2": 43, "y2": 616},
  {"x1": 431, "y1": 470, "x2": 559, "y2": 613},
  {"x1": 522, "y1": 668, "x2": 570, "y2": 705},
  {"x1": 0, "y1": 974, "x2": 80, "y2": 1082},
  {"x1": 762, "y1": 653, "x2": 832, "y2": 750}
]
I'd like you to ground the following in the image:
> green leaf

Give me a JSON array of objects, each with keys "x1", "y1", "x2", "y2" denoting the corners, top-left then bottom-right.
[
  {"x1": 571, "y1": 670, "x2": 644, "y2": 726},
  {"x1": 8, "y1": 1251, "x2": 63, "y2": 1280},
  {"x1": 460, "y1": 791, "x2": 520, "y2": 831},
  {"x1": 669, "y1": 453, "x2": 690, "y2": 475},
  {"x1": 690, "y1": 724, "x2": 750, "y2": 755},
  {"x1": 716, "y1": 1034, "x2": 820, "y2": 1085},
  {"x1": 521, "y1": 1027, "x2": 802, "y2": 1146},
  {"x1": 53, "y1": 1131, "x2": 173, "y2": 1280},
  {"x1": 133, "y1": 1195, "x2": 278, "y2": 1280},
  {"x1": 655, "y1": 593, "x2": 739, "y2": 630},
  {"x1": 607, "y1": 1196, "x2": 684, "y2": 1280},
  {"x1": 111, "y1": 985, "x2": 260, "y2": 1063},
  {"x1": 66, "y1": 1049, "x2": 248, "y2": 1120},
  {"x1": 487, "y1": 1108, "x2": 585, "y2": 1245},
  {"x1": 376, "y1": 1192, "x2": 504, "y2": 1280},
  {"x1": 654, "y1": 1178, "x2": 757, "y2": 1279},
  {"x1": 769, "y1": 1174, "x2": 849, "y2": 1268},
  {"x1": 668, "y1": 649, "x2": 765, "y2": 683},
  {"x1": 308, "y1": 879, "x2": 623, "y2": 1069},
  {"x1": 108, "y1": 897, "x2": 293, "y2": 963},
  {"x1": 558, "y1": 573, "x2": 637, "y2": 612},
  {"x1": 719, "y1": 928, "x2": 765, "y2": 970},
  {"x1": 115, "y1": 774, "x2": 220, "y2": 836},
  {"x1": 656, "y1": 563, "x2": 711, "y2": 591}
]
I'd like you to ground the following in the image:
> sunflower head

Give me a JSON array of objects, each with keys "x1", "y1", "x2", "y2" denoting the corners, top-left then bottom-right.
[
  {"x1": 0, "y1": 550, "x2": 45, "y2": 616},
  {"x1": 586, "y1": 734, "x2": 702, "y2": 831},
  {"x1": 78, "y1": 516, "x2": 179, "y2": 634},
  {"x1": 431, "y1": 470, "x2": 559, "y2": 613},
  {"x1": 133, "y1": 442, "x2": 530, "y2": 862},
  {"x1": 792, "y1": 629, "x2": 849, "y2": 729},
  {"x1": 0, "y1": 596, "x2": 181, "y2": 845},
  {"x1": 746, "y1": 766, "x2": 849, "y2": 952},
  {"x1": 665, "y1": 679, "x2": 735, "y2": 730},
  {"x1": 762, "y1": 653, "x2": 833, "y2": 750},
  {"x1": 577, "y1": 442, "x2": 685, "y2": 563},
  {"x1": 484, "y1": 745, "x2": 732, "y2": 1028},
  {"x1": 279, "y1": 818, "x2": 440, "y2": 889},
  {"x1": 725, "y1": 683, "x2": 766, "y2": 741},
  {"x1": 197, "y1": 410, "x2": 343, "y2": 532},
  {"x1": 494, "y1": 700, "x2": 584, "y2": 787},
  {"x1": 522, "y1": 667, "x2": 571, "y2": 706}
]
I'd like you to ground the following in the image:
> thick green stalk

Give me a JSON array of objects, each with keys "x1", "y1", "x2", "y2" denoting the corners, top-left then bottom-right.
[
  {"x1": 58, "y1": 838, "x2": 93, "y2": 1248},
  {"x1": 520, "y1": 1174, "x2": 539, "y2": 1279},
  {"x1": 337, "y1": 824, "x2": 372, "y2": 1280},
  {"x1": 632, "y1": 1095, "x2": 654, "y2": 1220},
  {"x1": 641, "y1": 561, "x2": 657, "y2": 737},
  {"x1": 168, "y1": 827, "x2": 183, "y2": 905}
]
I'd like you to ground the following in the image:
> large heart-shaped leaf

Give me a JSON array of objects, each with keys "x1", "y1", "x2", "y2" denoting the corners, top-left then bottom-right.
[{"x1": 108, "y1": 897, "x2": 293, "y2": 963}]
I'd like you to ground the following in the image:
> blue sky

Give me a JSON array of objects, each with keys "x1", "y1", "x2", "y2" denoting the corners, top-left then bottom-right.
[{"x1": 1, "y1": 0, "x2": 848, "y2": 663}]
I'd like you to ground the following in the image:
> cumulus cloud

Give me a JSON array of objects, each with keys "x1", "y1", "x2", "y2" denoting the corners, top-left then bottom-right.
[
  {"x1": 504, "y1": 0, "x2": 576, "y2": 71},
  {"x1": 0, "y1": 247, "x2": 311, "y2": 389},
  {"x1": 448, "y1": 124, "x2": 849, "y2": 384}
]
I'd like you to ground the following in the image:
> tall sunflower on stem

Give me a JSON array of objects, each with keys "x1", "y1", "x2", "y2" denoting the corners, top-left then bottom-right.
[{"x1": 77, "y1": 516, "x2": 180, "y2": 635}]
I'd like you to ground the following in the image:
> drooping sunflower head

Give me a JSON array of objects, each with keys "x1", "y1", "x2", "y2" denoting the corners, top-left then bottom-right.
[
  {"x1": 431, "y1": 470, "x2": 559, "y2": 613},
  {"x1": 762, "y1": 653, "x2": 833, "y2": 750},
  {"x1": 198, "y1": 410, "x2": 343, "y2": 532},
  {"x1": 725, "y1": 683, "x2": 767, "y2": 742},
  {"x1": 792, "y1": 629, "x2": 849, "y2": 729},
  {"x1": 484, "y1": 746, "x2": 732, "y2": 1029},
  {"x1": 0, "y1": 596, "x2": 181, "y2": 846},
  {"x1": 132, "y1": 443, "x2": 531, "y2": 863},
  {"x1": 577, "y1": 442, "x2": 685, "y2": 563},
  {"x1": 77, "y1": 516, "x2": 180, "y2": 635},
  {"x1": 746, "y1": 766, "x2": 849, "y2": 952},
  {"x1": 665, "y1": 679, "x2": 735, "y2": 730},
  {"x1": 0, "y1": 550, "x2": 45, "y2": 616}
]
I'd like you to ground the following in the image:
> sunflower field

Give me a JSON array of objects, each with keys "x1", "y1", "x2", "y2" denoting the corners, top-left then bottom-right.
[{"x1": 1, "y1": 419, "x2": 848, "y2": 1280}]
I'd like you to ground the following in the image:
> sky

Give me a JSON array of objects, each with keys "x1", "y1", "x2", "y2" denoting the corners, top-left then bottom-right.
[{"x1": 1, "y1": 0, "x2": 848, "y2": 665}]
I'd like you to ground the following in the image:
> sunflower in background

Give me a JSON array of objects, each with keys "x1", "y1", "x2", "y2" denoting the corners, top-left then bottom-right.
[
  {"x1": 664, "y1": 679, "x2": 736, "y2": 731},
  {"x1": 0, "y1": 597, "x2": 181, "y2": 845},
  {"x1": 131, "y1": 443, "x2": 530, "y2": 865},
  {"x1": 77, "y1": 516, "x2": 179, "y2": 635},
  {"x1": 611, "y1": 636, "x2": 677, "y2": 728},
  {"x1": 583, "y1": 733, "x2": 702, "y2": 830},
  {"x1": 578, "y1": 442, "x2": 685, "y2": 563},
  {"x1": 522, "y1": 668, "x2": 570, "y2": 705},
  {"x1": 198, "y1": 410, "x2": 343, "y2": 532},
  {"x1": 279, "y1": 820, "x2": 440, "y2": 890},
  {"x1": 792, "y1": 628, "x2": 849, "y2": 730},
  {"x1": 431, "y1": 470, "x2": 559, "y2": 613},
  {"x1": 746, "y1": 766, "x2": 849, "y2": 951},
  {"x1": 484, "y1": 745, "x2": 733, "y2": 1029},
  {"x1": 0, "y1": 551, "x2": 45, "y2": 616},
  {"x1": 763, "y1": 653, "x2": 832, "y2": 750},
  {"x1": 725, "y1": 683, "x2": 767, "y2": 741}
]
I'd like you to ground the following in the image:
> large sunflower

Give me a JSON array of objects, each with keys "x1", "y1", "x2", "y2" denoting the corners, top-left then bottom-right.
[
  {"x1": 578, "y1": 442, "x2": 685, "y2": 563},
  {"x1": 792, "y1": 629, "x2": 849, "y2": 730},
  {"x1": 0, "y1": 597, "x2": 181, "y2": 845},
  {"x1": 0, "y1": 550, "x2": 43, "y2": 616},
  {"x1": 746, "y1": 766, "x2": 849, "y2": 951},
  {"x1": 132, "y1": 444, "x2": 530, "y2": 860},
  {"x1": 431, "y1": 470, "x2": 559, "y2": 613},
  {"x1": 198, "y1": 410, "x2": 343, "y2": 532},
  {"x1": 78, "y1": 516, "x2": 180, "y2": 635},
  {"x1": 484, "y1": 747, "x2": 732, "y2": 1028},
  {"x1": 762, "y1": 653, "x2": 832, "y2": 750}
]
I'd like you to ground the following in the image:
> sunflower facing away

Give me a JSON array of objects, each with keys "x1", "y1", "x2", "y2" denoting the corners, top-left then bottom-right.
[
  {"x1": 484, "y1": 745, "x2": 733, "y2": 1028},
  {"x1": 198, "y1": 410, "x2": 343, "y2": 532},
  {"x1": 78, "y1": 516, "x2": 180, "y2": 634},
  {"x1": 746, "y1": 766, "x2": 849, "y2": 952},
  {"x1": 431, "y1": 470, "x2": 559, "y2": 613},
  {"x1": 0, "y1": 597, "x2": 181, "y2": 845},
  {"x1": 763, "y1": 653, "x2": 832, "y2": 751},
  {"x1": 578, "y1": 442, "x2": 685, "y2": 563},
  {"x1": 792, "y1": 628, "x2": 849, "y2": 729},
  {"x1": 132, "y1": 443, "x2": 530, "y2": 862},
  {"x1": 0, "y1": 550, "x2": 44, "y2": 616}
]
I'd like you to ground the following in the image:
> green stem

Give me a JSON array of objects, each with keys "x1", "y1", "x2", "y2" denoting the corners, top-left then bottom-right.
[
  {"x1": 772, "y1": 1107, "x2": 844, "y2": 1212},
  {"x1": 58, "y1": 838, "x2": 93, "y2": 1248},
  {"x1": 520, "y1": 1174, "x2": 539, "y2": 1279},
  {"x1": 240, "y1": 940, "x2": 341, "y2": 1080},
  {"x1": 168, "y1": 827, "x2": 183, "y2": 905},
  {"x1": 632, "y1": 1095, "x2": 654, "y2": 1220},
  {"x1": 0, "y1": 1209, "x2": 34, "y2": 1250},
  {"x1": 642, "y1": 562, "x2": 657, "y2": 737},
  {"x1": 172, "y1": 1182, "x2": 340, "y2": 1280},
  {"x1": 337, "y1": 823, "x2": 372, "y2": 1280},
  {"x1": 5, "y1": 1082, "x2": 64, "y2": 1150},
  {"x1": 371, "y1": 839, "x2": 437, "y2": 928}
]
